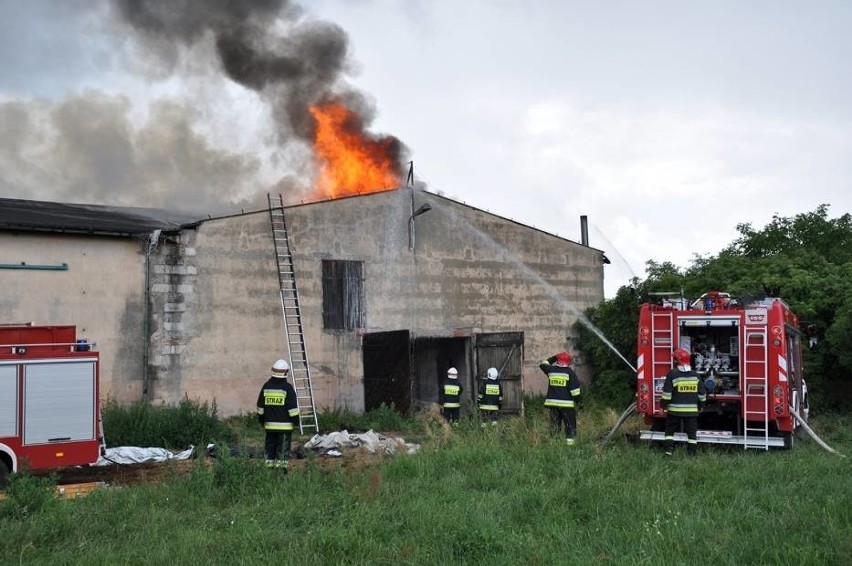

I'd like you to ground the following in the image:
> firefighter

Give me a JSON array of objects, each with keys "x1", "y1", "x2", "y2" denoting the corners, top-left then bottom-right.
[
  {"x1": 256, "y1": 359, "x2": 300, "y2": 470},
  {"x1": 477, "y1": 367, "x2": 502, "y2": 425},
  {"x1": 661, "y1": 348, "x2": 706, "y2": 456},
  {"x1": 540, "y1": 351, "x2": 582, "y2": 444},
  {"x1": 440, "y1": 367, "x2": 463, "y2": 425}
]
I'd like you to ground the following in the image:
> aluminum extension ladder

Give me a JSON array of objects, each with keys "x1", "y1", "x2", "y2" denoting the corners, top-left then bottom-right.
[
  {"x1": 743, "y1": 327, "x2": 770, "y2": 450},
  {"x1": 267, "y1": 193, "x2": 318, "y2": 434}
]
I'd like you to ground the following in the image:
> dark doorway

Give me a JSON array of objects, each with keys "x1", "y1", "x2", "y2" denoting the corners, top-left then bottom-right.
[
  {"x1": 411, "y1": 337, "x2": 473, "y2": 409},
  {"x1": 362, "y1": 330, "x2": 411, "y2": 413},
  {"x1": 474, "y1": 332, "x2": 524, "y2": 415}
]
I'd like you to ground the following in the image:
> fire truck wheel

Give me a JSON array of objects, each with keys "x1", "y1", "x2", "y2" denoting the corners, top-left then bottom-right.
[
  {"x1": 782, "y1": 431, "x2": 794, "y2": 451},
  {"x1": 0, "y1": 460, "x2": 9, "y2": 488}
]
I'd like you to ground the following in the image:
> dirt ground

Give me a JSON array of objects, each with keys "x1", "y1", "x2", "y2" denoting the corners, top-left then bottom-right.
[{"x1": 18, "y1": 431, "x2": 422, "y2": 491}]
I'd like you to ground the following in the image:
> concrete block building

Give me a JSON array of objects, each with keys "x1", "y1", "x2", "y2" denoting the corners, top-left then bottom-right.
[{"x1": 0, "y1": 188, "x2": 606, "y2": 418}]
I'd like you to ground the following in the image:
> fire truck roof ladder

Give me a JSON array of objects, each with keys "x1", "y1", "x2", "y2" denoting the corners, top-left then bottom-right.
[
  {"x1": 267, "y1": 194, "x2": 319, "y2": 435},
  {"x1": 743, "y1": 327, "x2": 770, "y2": 450}
]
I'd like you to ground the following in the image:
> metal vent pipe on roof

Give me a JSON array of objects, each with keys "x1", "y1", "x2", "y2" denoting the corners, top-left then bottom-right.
[{"x1": 580, "y1": 215, "x2": 589, "y2": 247}]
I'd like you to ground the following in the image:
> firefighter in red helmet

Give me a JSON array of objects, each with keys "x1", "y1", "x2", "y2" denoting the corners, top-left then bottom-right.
[
  {"x1": 540, "y1": 351, "x2": 582, "y2": 444},
  {"x1": 661, "y1": 348, "x2": 706, "y2": 456}
]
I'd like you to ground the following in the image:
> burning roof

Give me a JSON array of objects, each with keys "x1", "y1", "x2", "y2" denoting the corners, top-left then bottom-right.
[{"x1": 112, "y1": 0, "x2": 408, "y2": 203}]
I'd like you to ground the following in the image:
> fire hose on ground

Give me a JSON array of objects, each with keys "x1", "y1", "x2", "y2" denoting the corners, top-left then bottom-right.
[
  {"x1": 601, "y1": 401, "x2": 636, "y2": 444},
  {"x1": 601, "y1": 401, "x2": 845, "y2": 457},
  {"x1": 791, "y1": 410, "x2": 845, "y2": 457}
]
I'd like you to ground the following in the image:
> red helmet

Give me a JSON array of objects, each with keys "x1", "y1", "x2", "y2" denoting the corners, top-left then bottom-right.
[
  {"x1": 673, "y1": 348, "x2": 691, "y2": 366},
  {"x1": 556, "y1": 351, "x2": 572, "y2": 365}
]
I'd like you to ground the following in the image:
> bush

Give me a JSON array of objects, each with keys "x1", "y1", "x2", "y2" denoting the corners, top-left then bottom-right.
[
  {"x1": 587, "y1": 369, "x2": 635, "y2": 409},
  {"x1": 102, "y1": 396, "x2": 235, "y2": 449}
]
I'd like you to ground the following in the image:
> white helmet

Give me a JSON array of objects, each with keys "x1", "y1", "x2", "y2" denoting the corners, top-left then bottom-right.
[
  {"x1": 447, "y1": 367, "x2": 458, "y2": 378},
  {"x1": 486, "y1": 367, "x2": 498, "y2": 380},
  {"x1": 271, "y1": 359, "x2": 290, "y2": 376}
]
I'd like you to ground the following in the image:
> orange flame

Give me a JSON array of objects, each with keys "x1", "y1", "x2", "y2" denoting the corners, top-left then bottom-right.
[{"x1": 310, "y1": 101, "x2": 401, "y2": 199}]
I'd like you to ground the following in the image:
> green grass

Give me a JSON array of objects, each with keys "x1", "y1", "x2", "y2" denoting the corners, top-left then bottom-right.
[{"x1": 1, "y1": 411, "x2": 850, "y2": 565}]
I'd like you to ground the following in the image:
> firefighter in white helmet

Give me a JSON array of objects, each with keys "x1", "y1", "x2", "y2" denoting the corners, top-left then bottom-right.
[
  {"x1": 256, "y1": 359, "x2": 300, "y2": 470},
  {"x1": 661, "y1": 348, "x2": 706, "y2": 456},
  {"x1": 477, "y1": 367, "x2": 502, "y2": 426},
  {"x1": 440, "y1": 367, "x2": 463, "y2": 425}
]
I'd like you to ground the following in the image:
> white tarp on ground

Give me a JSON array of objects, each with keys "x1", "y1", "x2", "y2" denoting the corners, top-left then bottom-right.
[
  {"x1": 93, "y1": 446, "x2": 195, "y2": 466},
  {"x1": 304, "y1": 430, "x2": 420, "y2": 456}
]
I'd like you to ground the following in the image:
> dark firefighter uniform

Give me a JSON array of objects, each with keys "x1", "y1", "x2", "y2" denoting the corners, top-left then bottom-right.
[
  {"x1": 540, "y1": 354, "x2": 582, "y2": 443},
  {"x1": 477, "y1": 372, "x2": 502, "y2": 424},
  {"x1": 440, "y1": 371, "x2": 463, "y2": 425},
  {"x1": 661, "y1": 367, "x2": 707, "y2": 455},
  {"x1": 256, "y1": 363, "x2": 300, "y2": 469}
]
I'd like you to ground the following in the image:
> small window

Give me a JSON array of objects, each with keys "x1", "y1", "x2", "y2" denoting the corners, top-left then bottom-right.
[{"x1": 322, "y1": 260, "x2": 364, "y2": 330}]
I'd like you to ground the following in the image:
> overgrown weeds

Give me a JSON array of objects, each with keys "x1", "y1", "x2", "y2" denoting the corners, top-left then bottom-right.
[
  {"x1": 318, "y1": 402, "x2": 419, "y2": 434},
  {"x1": 102, "y1": 396, "x2": 235, "y2": 449}
]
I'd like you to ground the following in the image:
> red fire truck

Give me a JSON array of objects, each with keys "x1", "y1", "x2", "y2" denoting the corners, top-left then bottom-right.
[
  {"x1": 635, "y1": 291, "x2": 809, "y2": 449},
  {"x1": 0, "y1": 325, "x2": 103, "y2": 485}
]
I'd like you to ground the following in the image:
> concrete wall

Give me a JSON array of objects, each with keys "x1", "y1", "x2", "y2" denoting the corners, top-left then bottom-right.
[
  {"x1": 146, "y1": 214, "x2": 287, "y2": 417},
  {"x1": 412, "y1": 193, "x2": 604, "y2": 392},
  {"x1": 0, "y1": 232, "x2": 147, "y2": 401},
  {"x1": 281, "y1": 189, "x2": 605, "y2": 411}
]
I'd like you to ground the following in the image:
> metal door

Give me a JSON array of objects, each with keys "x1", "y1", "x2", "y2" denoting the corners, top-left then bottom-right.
[
  {"x1": 474, "y1": 332, "x2": 524, "y2": 414},
  {"x1": 362, "y1": 330, "x2": 412, "y2": 413}
]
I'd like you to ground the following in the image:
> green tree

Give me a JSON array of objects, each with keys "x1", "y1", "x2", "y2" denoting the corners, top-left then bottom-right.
[{"x1": 575, "y1": 281, "x2": 640, "y2": 408}]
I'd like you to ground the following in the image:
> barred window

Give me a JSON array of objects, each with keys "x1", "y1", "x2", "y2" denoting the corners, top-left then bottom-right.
[{"x1": 322, "y1": 260, "x2": 364, "y2": 330}]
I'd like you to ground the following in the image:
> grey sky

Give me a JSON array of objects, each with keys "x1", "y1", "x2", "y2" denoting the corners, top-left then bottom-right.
[{"x1": 1, "y1": 0, "x2": 850, "y2": 297}]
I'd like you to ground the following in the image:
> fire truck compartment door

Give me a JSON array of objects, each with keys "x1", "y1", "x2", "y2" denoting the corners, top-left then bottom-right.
[
  {"x1": 23, "y1": 360, "x2": 96, "y2": 444},
  {"x1": 0, "y1": 364, "x2": 17, "y2": 437}
]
